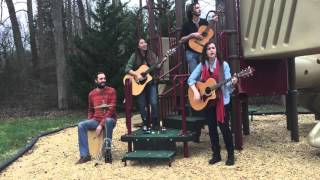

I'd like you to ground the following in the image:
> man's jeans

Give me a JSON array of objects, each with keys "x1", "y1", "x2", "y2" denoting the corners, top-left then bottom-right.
[
  {"x1": 186, "y1": 49, "x2": 200, "y2": 73},
  {"x1": 136, "y1": 81, "x2": 158, "y2": 127},
  {"x1": 78, "y1": 118, "x2": 115, "y2": 157}
]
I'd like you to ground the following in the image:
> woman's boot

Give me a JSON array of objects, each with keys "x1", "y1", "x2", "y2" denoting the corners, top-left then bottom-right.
[
  {"x1": 225, "y1": 150, "x2": 235, "y2": 166},
  {"x1": 209, "y1": 147, "x2": 221, "y2": 164}
]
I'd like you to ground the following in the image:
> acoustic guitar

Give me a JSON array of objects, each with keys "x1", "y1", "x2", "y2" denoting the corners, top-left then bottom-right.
[
  {"x1": 188, "y1": 6, "x2": 224, "y2": 53},
  {"x1": 123, "y1": 47, "x2": 177, "y2": 96},
  {"x1": 188, "y1": 66, "x2": 254, "y2": 111},
  {"x1": 188, "y1": 25, "x2": 214, "y2": 53}
]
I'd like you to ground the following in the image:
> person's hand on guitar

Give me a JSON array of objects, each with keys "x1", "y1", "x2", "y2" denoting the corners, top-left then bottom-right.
[
  {"x1": 231, "y1": 74, "x2": 238, "y2": 91},
  {"x1": 134, "y1": 73, "x2": 144, "y2": 83},
  {"x1": 190, "y1": 84, "x2": 201, "y2": 101},
  {"x1": 192, "y1": 32, "x2": 204, "y2": 40},
  {"x1": 232, "y1": 75, "x2": 238, "y2": 85},
  {"x1": 212, "y1": 15, "x2": 218, "y2": 22}
]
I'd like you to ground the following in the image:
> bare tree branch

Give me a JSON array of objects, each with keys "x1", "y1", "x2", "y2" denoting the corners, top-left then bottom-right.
[
  {"x1": 0, "y1": 9, "x2": 28, "y2": 26},
  {"x1": 4, "y1": 0, "x2": 26, "y2": 63}
]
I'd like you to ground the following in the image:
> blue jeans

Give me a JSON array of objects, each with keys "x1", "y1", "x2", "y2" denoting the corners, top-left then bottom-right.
[
  {"x1": 77, "y1": 118, "x2": 115, "y2": 157},
  {"x1": 186, "y1": 49, "x2": 200, "y2": 73},
  {"x1": 136, "y1": 81, "x2": 158, "y2": 127}
]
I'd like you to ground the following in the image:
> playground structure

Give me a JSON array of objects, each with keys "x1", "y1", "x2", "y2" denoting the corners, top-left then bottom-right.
[
  {"x1": 121, "y1": 0, "x2": 320, "y2": 165},
  {"x1": 240, "y1": 0, "x2": 320, "y2": 147},
  {"x1": 296, "y1": 55, "x2": 320, "y2": 147}
]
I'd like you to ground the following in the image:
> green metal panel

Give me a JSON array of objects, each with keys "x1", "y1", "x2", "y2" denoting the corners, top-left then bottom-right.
[
  {"x1": 133, "y1": 140, "x2": 177, "y2": 151},
  {"x1": 120, "y1": 128, "x2": 195, "y2": 142},
  {"x1": 241, "y1": 0, "x2": 320, "y2": 58},
  {"x1": 123, "y1": 150, "x2": 176, "y2": 161},
  {"x1": 163, "y1": 115, "x2": 206, "y2": 131}
]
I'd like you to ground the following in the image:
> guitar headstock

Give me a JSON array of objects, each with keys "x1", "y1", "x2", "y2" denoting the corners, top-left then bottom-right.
[
  {"x1": 162, "y1": 47, "x2": 177, "y2": 60},
  {"x1": 166, "y1": 47, "x2": 177, "y2": 57},
  {"x1": 236, "y1": 66, "x2": 255, "y2": 78},
  {"x1": 159, "y1": 47, "x2": 178, "y2": 64}
]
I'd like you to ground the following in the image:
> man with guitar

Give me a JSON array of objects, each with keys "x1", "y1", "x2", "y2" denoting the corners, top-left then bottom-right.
[
  {"x1": 179, "y1": 2, "x2": 218, "y2": 73},
  {"x1": 187, "y1": 41, "x2": 237, "y2": 166},
  {"x1": 76, "y1": 72, "x2": 117, "y2": 164},
  {"x1": 124, "y1": 38, "x2": 163, "y2": 131}
]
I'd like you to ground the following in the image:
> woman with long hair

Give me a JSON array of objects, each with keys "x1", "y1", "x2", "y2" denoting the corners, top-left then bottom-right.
[
  {"x1": 125, "y1": 38, "x2": 161, "y2": 131},
  {"x1": 188, "y1": 41, "x2": 237, "y2": 166}
]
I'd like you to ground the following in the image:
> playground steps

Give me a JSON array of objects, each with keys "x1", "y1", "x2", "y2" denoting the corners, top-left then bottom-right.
[
  {"x1": 120, "y1": 128, "x2": 194, "y2": 166},
  {"x1": 122, "y1": 150, "x2": 176, "y2": 167},
  {"x1": 163, "y1": 115, "x2": 206, "y2": 143}
]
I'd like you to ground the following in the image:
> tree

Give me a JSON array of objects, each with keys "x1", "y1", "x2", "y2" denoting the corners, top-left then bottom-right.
[
  {"x1": 85, "y1": 0, "x2": 92, "y2": 26},
  {"x1": 4, "y1": 0, "x2": 25, "y2": 63},
  {"x1": 69, "y1": 0, "x2": 136, "y2": 103},
  {"x1": 52, "y1": 0, "x2": 68, "y2": 109},
  {"x1": 27, "y1": 0, "x2": 39, "y2": 78},
  {"x1": 77, "y1": 0, "x2": 87, "y2": 35}
]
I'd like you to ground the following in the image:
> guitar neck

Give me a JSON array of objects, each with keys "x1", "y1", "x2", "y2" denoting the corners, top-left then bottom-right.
[
  {"x1": 143, "y1": 56, "x2": 166, "y2": 75},
  {"x1": 143, "y1": 62, "x2": 159, "y2": 75},
  {"x1": 141, "y1": 47, "x2": 176, "y2": 75},
  {"x1": 210, "y1": 77, "x2": 232, "y2": 90},
  {"x1": 208, "y1": 66, "x2": 253, "y2": 91}
]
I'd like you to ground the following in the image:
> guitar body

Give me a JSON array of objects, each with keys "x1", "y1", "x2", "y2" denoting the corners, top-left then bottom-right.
[
  {"x1": 188, "y1": 25, "x2": 214, "y2": 53},
  {"x1": 123, "y1": 64, "x2": 153, "y2": 96},
  {"x1": 188, "y1": 78, "x2": 217, "y2": 111}
]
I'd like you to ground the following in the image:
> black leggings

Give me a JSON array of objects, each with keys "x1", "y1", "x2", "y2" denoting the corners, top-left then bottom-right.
[{"x1": 204, "y1": 104, "x2": 234, "y2": 153}]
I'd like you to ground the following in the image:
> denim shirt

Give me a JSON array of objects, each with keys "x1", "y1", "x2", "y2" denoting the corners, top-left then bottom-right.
[{"x1": 187, "y1": 61, "x2": 233, "y2": 105}]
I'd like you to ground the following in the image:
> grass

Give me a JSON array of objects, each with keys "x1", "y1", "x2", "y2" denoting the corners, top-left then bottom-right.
[{"x1": 0, "y1": 114, "x2": 83, "y2": 163}]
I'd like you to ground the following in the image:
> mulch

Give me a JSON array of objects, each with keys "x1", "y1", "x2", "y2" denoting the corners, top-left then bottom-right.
[{"x1": 1, "y1": 114, "x2": 320, "y2": 179}]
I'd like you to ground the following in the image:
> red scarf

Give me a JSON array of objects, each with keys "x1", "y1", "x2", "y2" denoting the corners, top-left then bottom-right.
[{"x1": 201, "y1": 61, "x2": 225, "y2": 123}]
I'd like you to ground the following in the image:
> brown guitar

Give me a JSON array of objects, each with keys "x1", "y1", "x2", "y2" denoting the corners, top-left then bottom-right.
[
  {"x1": 188, "y1": 25, "x2": 214, "y2": 53},
  {"x1": 188, "y1": 66, "x2": 254, "y2": 111},
  {"x1": 187, "y1": 7, "x2": 224, "y2": 54},
  {"x1": 123, "y1": 47, "x2": 176, "y2": 96}
]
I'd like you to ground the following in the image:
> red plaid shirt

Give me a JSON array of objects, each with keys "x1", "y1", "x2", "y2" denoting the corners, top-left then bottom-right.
[{"x1": 87, "y1": 87, "x2": 117, "y2": 126}]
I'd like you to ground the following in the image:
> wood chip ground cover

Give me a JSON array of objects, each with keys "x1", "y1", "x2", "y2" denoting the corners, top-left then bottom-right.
[{"x1": 1, "y1": 114, "x2": 320, "y2": 179}]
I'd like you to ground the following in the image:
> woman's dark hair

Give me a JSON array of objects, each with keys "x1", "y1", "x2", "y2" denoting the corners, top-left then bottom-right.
[
  {"x1": 200, "y1": 41, "x2": 223, "y2": 65},
  {"x1": 187, "y1": 2, "x2": 199, "y2": 22},
  {"x1": 135, "y1": 37, "x2": 149, "y2": 62}
]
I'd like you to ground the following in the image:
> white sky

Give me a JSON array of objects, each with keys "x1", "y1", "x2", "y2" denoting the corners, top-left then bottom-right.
[
  {"x1": 123, "y1": 0, "x2": 216, "y2": 18},
  {"x1": 0, "y1": 0, "x2": 215, "y2": 36}
]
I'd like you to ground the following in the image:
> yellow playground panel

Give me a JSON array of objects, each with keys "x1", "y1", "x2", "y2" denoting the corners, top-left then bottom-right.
[{"x1": 240, "y1": 0, "x2": 320, "y2": 59}]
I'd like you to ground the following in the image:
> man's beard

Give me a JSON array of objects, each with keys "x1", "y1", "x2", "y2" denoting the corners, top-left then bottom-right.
[
  {"x1": 97, "y1": 82, "x2": 106, "y2": 89},
  {"x1": 193, "y1": 11, "x2": 201, "y2": 17}
]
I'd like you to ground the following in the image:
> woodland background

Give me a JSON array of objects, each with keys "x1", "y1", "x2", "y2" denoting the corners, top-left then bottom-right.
[{"x1": 0, "y1": 0, "x2": 178, "y2": 118}]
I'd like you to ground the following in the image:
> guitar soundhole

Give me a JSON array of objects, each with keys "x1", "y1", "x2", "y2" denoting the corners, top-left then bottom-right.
[
  {"x1": 139, "y1": 78, "x2": 147, "y2": 84},
  {"x1": 202, "y1": 32, "x2": 208, "y2": 37},
  {"x1": 205, "y1": 87, "x2": 211, "y2": 95},
  {"x1": 141, "y1": 72, "x2": 147, "y2": 77}
]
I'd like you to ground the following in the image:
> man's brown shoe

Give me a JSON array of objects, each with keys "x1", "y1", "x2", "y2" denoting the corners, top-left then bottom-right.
[{"x1": 76, "y1": 155, "x2": 91, "y2": 164}]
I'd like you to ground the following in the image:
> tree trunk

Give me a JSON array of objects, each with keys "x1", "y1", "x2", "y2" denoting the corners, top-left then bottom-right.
[
  {"x1": 5, "y1": 0, "x2": 25, "y2": 63},
  {"x1": 37, "y1": 0, "x2": 45, "y2": 63},
  {"x1": 76, "y1": 0, "x2": 87, "y2": 35},
  {"x1": 27, "y1": 0, "x2": 40, "y2": 78},
  {"x1": 85, "y1": 0, "x2": 91, "y2": 27},
  {"x1": 66, "y1": 0, "x2": 73, "y2": 50},
  {"x1": 112, "y1": 0, "x2": 120, "y2": 7},
  {"x1": 52, "y1": 0, "x2": 68, "y2": 109},
  {"x1": 72, "y1": 0, "x2": 79, "y2": 35}
]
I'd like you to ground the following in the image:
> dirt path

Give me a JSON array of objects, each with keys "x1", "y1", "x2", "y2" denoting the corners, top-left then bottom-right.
[{"x1": 1, "y1": 114, "x2": 320, "y2": 179}]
